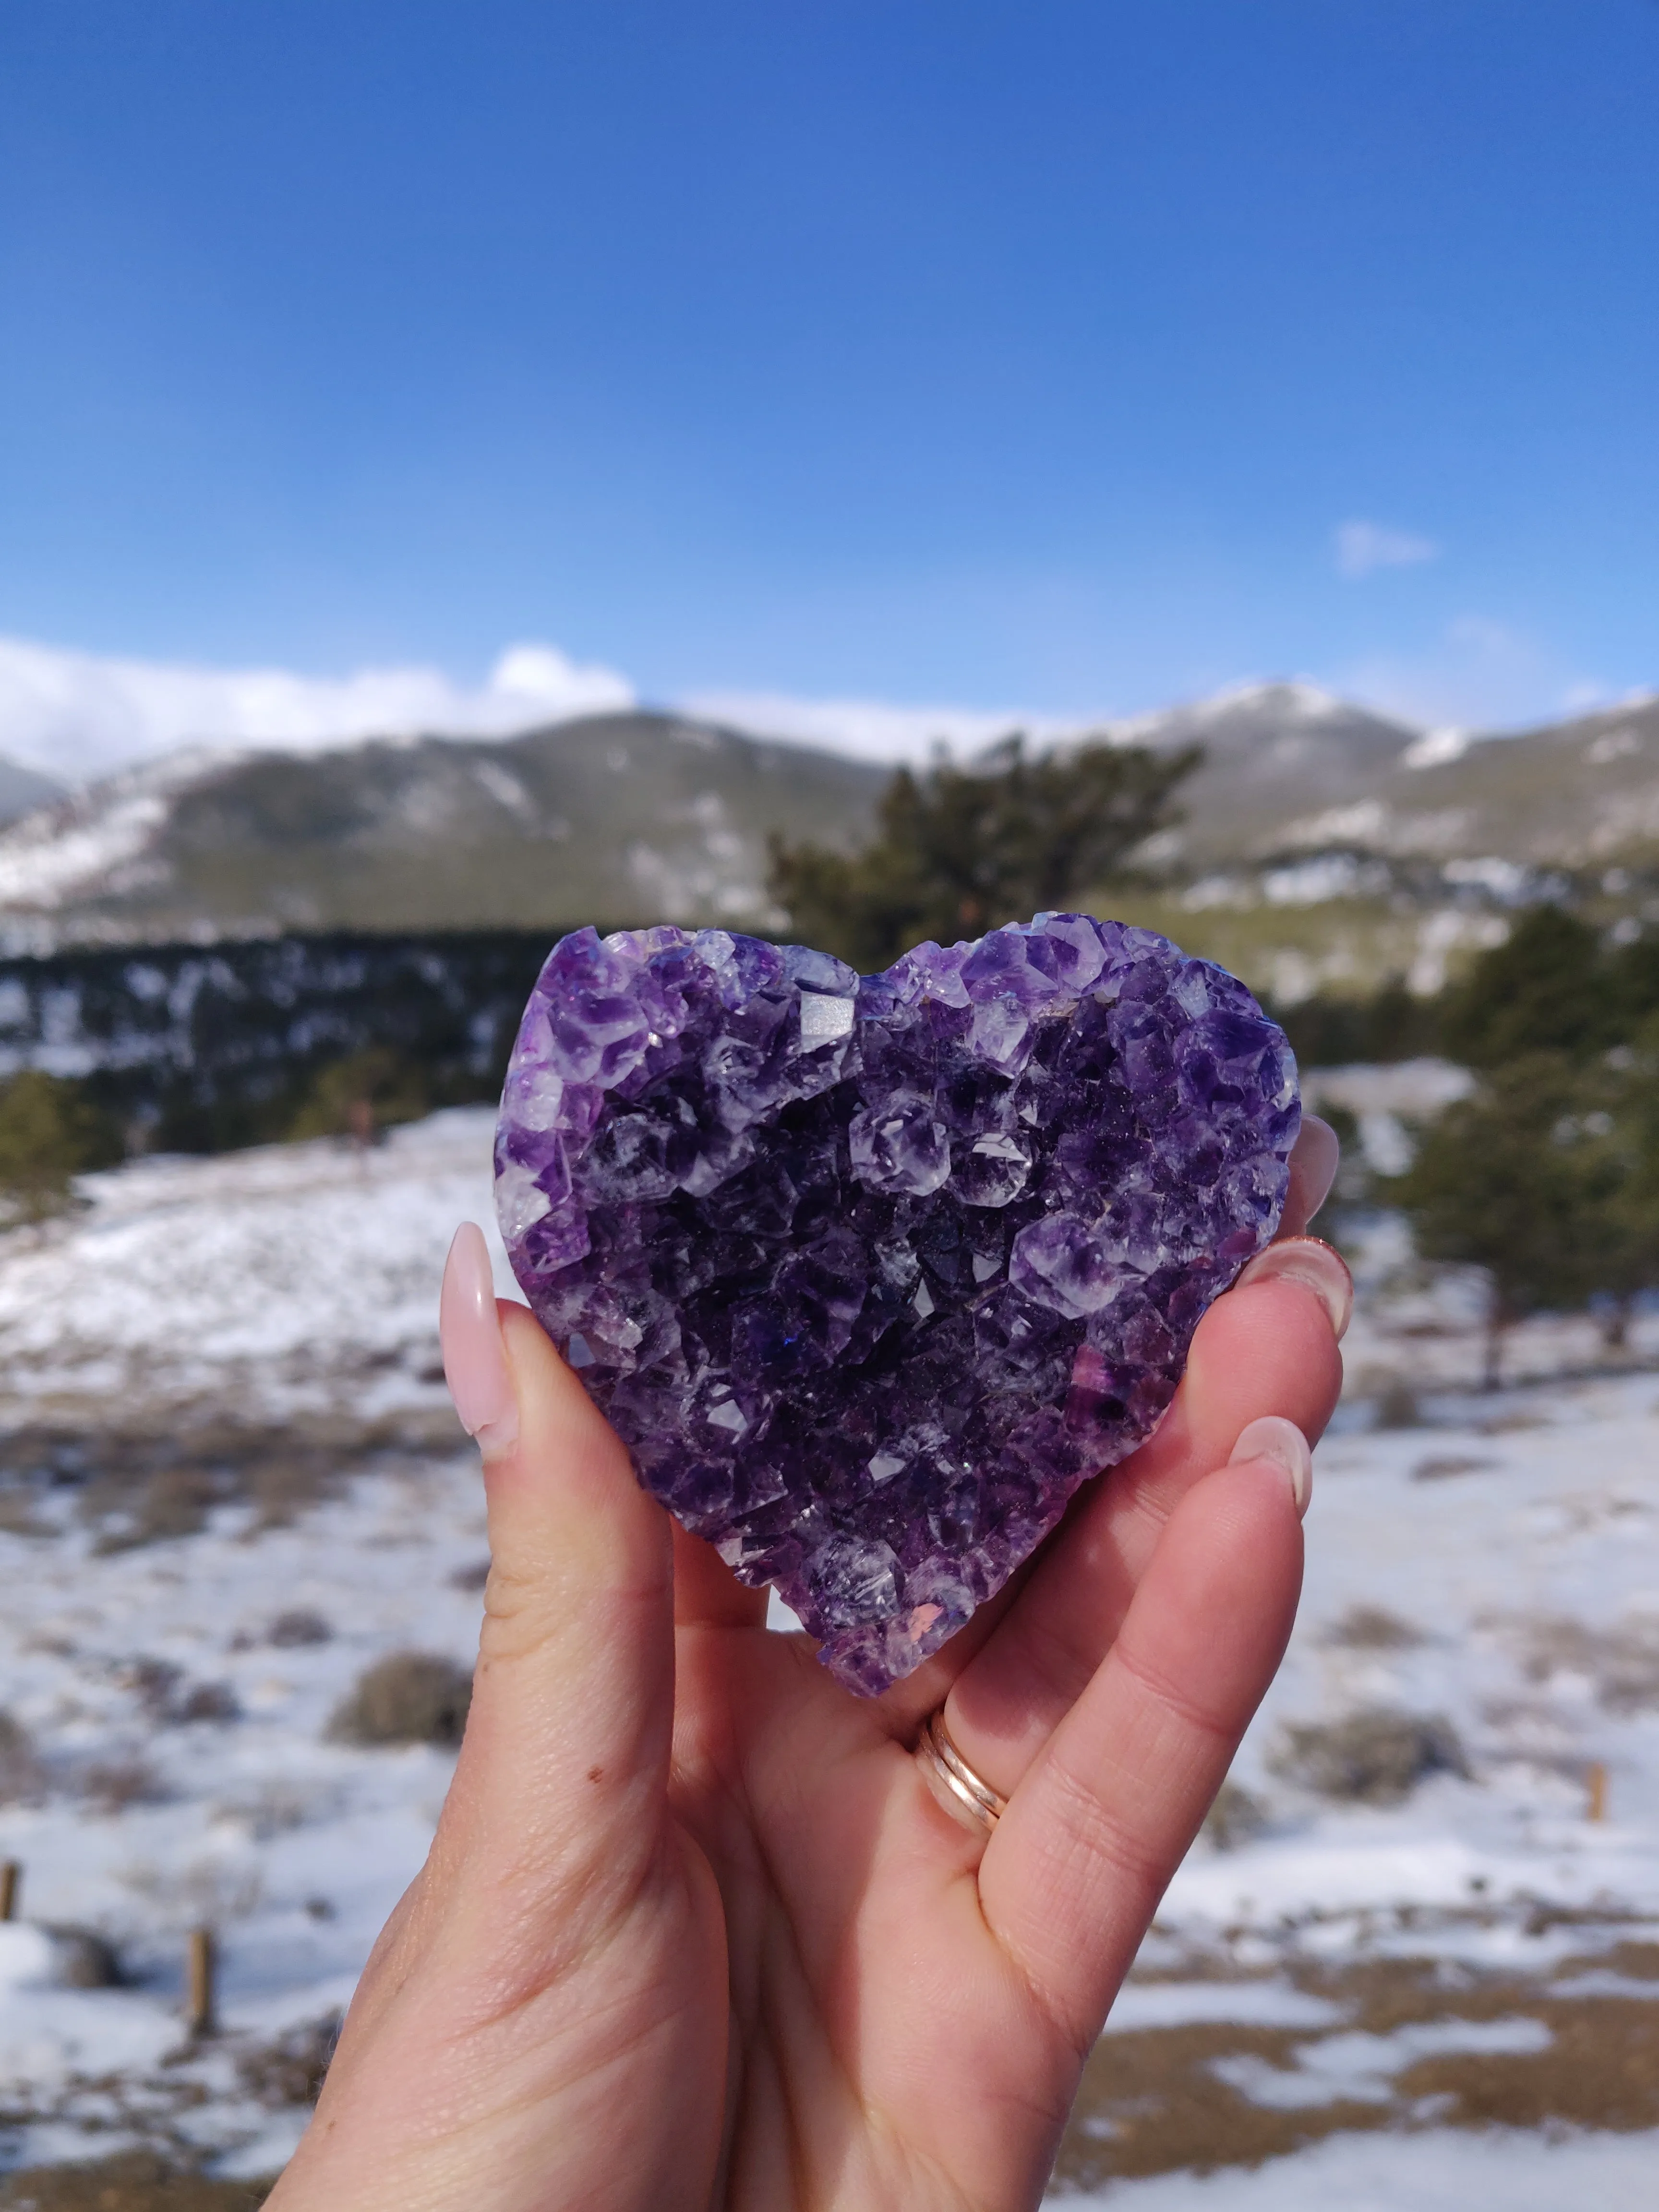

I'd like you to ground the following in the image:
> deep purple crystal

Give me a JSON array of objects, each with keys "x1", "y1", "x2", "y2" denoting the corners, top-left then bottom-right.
[{"x1": 494, "y1": 914, "x2": 1299, "y2": 1694}]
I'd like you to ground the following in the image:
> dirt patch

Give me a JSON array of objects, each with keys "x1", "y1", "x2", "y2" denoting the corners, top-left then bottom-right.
[
  {"x1": 1054, "y1": 1946, "x2": 1659, "y2": 2190},
  {"x1": 0, "y1": 2154, "x2": 271, "y2": 2211},
  {"x1": 1398, "y1": 1997, "x2": 1659, "y2": 2131},
  {"x1": 1057, "y1": 2020, "x2": 1388, "y2": 2188}
]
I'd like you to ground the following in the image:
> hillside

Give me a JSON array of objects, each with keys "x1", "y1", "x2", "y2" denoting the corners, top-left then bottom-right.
[
  {"x1": 1110, "y1": 686, "x2": 1659, "y2": 1001},
  {"x1": 3, "y1": 684, "x2": 1659, "y2": 1002},
  {"x1": 0, "y1": 712, "x2": 886, "y2": 950}
]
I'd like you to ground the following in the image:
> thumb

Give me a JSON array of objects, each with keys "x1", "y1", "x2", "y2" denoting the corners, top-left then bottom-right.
[{"x1": 436, "y1": 1224, "x2": 675, "y2": 1908}]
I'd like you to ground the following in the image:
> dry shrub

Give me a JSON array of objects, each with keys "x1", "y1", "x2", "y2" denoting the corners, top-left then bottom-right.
[
  {"x1": 328, "y1": 1651, "x2": 473, "y2": 1749},
  {"x1": 1512, "y1": 1611, "x2": 1659, "y2": 1714},
  {"x1": 268, "y1": 1607, "x2": 332, "y2": 1647},
  {"x1": 39, "y1": 1924, "x2": 121, "y2": 1987},
  {"x1": 113, "y1": 1658, "x2": 239, "y2": 1727},
  {"x1": 2, "y1": 1413, "x2": 453, "y2": 1552},
  {"x1": 1323, "y1": 1603, "x2": 1426, "y2": 1650},
  {"x1": 1413, "y1": 1454, "x2": 1497, "y2": 1482},
  {"x1": 1201, "y1": 1780, "x2": 1266, "y2": 1851},
  {"x1": 1269, "y1": 1707, "x2": 1469, "y2": 1806},
  {"x1": 75, "y1": 1755, "x2": 169, "y2": 1815},
  {"x1": 0, "y1": 1489, "x2": 49, "y2": 1538},
  {"x1": 215, "y1": 1780, "x2": 323, "y2": 1841},
  {"x1": 236, "y1": 2010, "x2": 342, "y2": 2107},
  {"x1": 0, "y1": 1710, "x2": 44, "y2": 1805},
  {"x1": 1372, "y1": 1378, "x2": 1422, "y2": 1430}
]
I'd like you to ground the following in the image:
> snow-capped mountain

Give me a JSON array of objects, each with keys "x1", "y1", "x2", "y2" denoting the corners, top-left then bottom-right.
[
  {"x1": 0, "y1": 712, "x2": 886, "y2": 950},
  {"x1": 1, "y1": 680, "x2": 1657, "y2": 954}
]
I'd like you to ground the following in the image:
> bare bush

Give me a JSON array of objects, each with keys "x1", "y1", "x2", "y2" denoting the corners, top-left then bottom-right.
[
  {"x1": 268, "y1": 1608, "x2": 332, "y2": 1647},
  {"x1": 1201, "y1": 1780, "x2": 1267, "y2": 1851},
  {"x1": 1372, "y1": 1379, "x2": 1422, "y2": 1430},
  {"x1": 0, "y1": 1710, "x2": 44, "y2": 1805},
  {"x1": 1412, "y1": 1454, "x2": 1497, "y2": 1483},
  {"x1": 75, "y1": 1755, "x2": 169, "y2": 1815},
  {"x1": 236, "y1": 2010, "x2": 342, "y2": 2108},
  {"x1": 40, "y1": 1924, "x2": 121, "y2": 1987},
  {"x1": 327, "y1": 1651, "x2": 473, "y2": 1749},
  {"x1": 1323, "y1": 1604, "x2": 1426, "y2": 1651},
  {"x1": 1269, "y1": 1708, "x2": 1469, "y2": 1806},
  {"x1": 113, "y1": 1658, "x2": 239, "y2": 1726},
  {"x1": 1510, "y1": 1612, "x2": 1659, "y2": 1715}
]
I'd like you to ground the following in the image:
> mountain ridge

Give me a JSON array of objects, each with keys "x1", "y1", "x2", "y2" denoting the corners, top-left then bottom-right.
[{"x1": 2, "y1": 685, "x2": 1657, "y2": 997}]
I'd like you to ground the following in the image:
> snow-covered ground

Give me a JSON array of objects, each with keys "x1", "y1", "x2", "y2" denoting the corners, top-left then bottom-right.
[{"x1": 1, "y1": 1102, "x2": 1658, "y2": 2200}]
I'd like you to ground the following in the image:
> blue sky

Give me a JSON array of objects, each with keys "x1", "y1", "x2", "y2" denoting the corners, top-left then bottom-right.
[{"x1": 1, "y1": 0, "x2": 1656, "y2": 753}]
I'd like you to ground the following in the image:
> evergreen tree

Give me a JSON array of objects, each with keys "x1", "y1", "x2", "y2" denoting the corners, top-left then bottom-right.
[
  {"x1": 769, "y1": 735, "x2": 1198, "y2": 972},
  {"x1": 1391, "y1": 1052, "x2": 1646, "y2": 1386},
  {"x1": 1437, "y1": 906, "x2": 1616, "y2": 1068},
  {"x1": 0, "y1": 1071, "x2": 124, "y2": 1225},
  {"x1": 287, "y1": 1047, "x2": 429, "y2": 1144}
]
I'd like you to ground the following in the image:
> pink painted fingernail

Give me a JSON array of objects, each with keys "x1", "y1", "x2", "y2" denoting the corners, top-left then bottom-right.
[
  {"x1": 440, "y1": 1224, "x2": 519, "y2": 1454},
  {"x1": 1229, "y1": 1415, "x2": 1313, "y2": 1518},
  {"x1": 1282, "y1": 1115, "x2": 1340, "y2": 1236},
  {"x1": 1234, "y1": 1236, "x2": 1353, "y2": 1342}
]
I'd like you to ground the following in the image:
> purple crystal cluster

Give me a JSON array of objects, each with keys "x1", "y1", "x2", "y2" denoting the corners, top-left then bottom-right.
[{"x1": 494, "y1": 914, "x2": 1299, "y2": 1694}]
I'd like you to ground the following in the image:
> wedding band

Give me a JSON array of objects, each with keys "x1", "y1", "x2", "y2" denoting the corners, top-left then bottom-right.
[{"x1": 914, "y1": 1707, "x2": 1009, "y2": 1836}]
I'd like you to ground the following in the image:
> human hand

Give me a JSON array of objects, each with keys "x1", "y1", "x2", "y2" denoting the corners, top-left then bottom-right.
[{"x1": 269, "y1": 1121, "x2": 1346, "y2": 2212}]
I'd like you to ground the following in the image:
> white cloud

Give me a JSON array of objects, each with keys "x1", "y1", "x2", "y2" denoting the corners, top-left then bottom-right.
[
  {"x1": 0, "y1": 635, "x2": 635, "y2": 785},
  {"x1": 1334, "y1": 518, "x2": 1441, "y2": 579},
  {"x1": 682, "y1": 688, "x2": 1074, "y2": 765}
]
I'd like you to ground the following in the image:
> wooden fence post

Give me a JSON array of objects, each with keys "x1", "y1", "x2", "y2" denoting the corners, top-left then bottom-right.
[
  {"x1": 0, "y1": 1862, "x2": 18, "y2": 1922},
  {"x1": 186, "y1": 1926, "x2": 217, "y2": 2036},
  {"x1": 1587, "y1": 1760, "x2": 1609, "y2": 1823}
]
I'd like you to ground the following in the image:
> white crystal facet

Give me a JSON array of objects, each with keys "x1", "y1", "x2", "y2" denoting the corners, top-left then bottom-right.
[{"x1": 799, "y1": 992, "x2": 856, "y2": 1045}]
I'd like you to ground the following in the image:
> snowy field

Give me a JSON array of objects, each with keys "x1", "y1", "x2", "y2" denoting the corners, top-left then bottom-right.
[{"x1": 2, "y1": 1104, "x2": 1659, "y2": 2203}]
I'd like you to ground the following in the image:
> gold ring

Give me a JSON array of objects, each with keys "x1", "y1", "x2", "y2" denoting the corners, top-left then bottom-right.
[{"x1": 914, "y1": 1707, "x2": 1009, "y2": 1837}]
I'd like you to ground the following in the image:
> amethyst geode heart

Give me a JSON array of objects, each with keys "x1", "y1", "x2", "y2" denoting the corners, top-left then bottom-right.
[{"x1": 494, "y1": 915, "x2": 1298, "y2": 1694}]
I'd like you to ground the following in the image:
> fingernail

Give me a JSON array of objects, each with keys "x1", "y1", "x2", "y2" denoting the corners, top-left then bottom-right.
[
  {"x1": 440, "y1": 1223, "x2": 519, "y2": 1454},
  {"x1": 1234, "y1": 1237, "x2": 1353, "y2": 1342},
  {"x1": 1282, "y1": 1115, "x2": 1340, "y2": 1235},
  {"x1": 1229, "y1": 1415, "x2": 1313, "y2": 1518}
]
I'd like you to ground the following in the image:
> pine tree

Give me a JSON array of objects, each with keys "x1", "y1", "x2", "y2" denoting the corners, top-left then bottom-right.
[
  {"x1": 0, "y1": 1071, "x2": 123, "y2": 1225},
  {"x1": 1392, "y1": 1053, "x2": 1645, "y2": 1386},
  {"x1": 768, "y1": 735, "x2": 1198, "y2": 972}
]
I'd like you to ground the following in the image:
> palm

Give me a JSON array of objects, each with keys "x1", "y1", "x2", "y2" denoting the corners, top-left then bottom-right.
[
  {"x1": 672, "y1": 1632, "x2": 1074, "y2": 2211},
  {"x1": 665, "y1": 1259, "x2": 1340, "y2": 2209},
  {"x1": 277, "y1": 1236, "x2": 1341, "y2": 2212}
]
